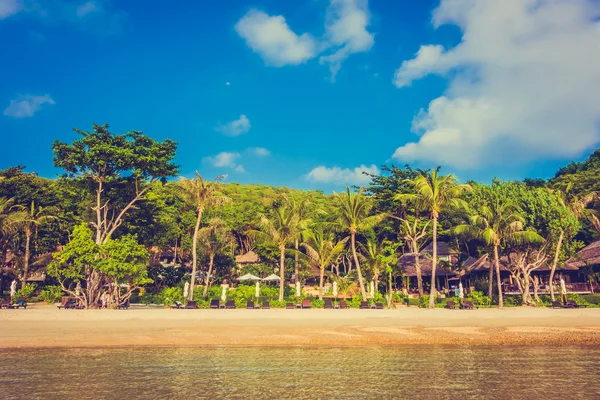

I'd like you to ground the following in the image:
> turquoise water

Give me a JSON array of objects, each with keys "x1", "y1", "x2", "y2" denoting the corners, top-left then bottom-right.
[{"x1": 1, "y1": 345, "x2": 599, "y2": 399}]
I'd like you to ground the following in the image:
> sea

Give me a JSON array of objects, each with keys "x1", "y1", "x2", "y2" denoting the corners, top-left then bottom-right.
[{"x1": 0, "y1": 345, "x2": 598, "y2": 399}]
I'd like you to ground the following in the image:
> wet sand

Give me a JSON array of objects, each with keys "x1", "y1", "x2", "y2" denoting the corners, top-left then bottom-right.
[{"x1": 1, "y1": 304, "x2": 600, "y2": 348}]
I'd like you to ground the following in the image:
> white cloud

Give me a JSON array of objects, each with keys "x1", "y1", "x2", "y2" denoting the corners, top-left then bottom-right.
[
  {"x1": 76, "y1": 1, "x2": 98, "y2": 18},
  {"x1": 215, "y1": 114, "x2": 251, "y2": 136},
  {"x1": 203, "y1": 152, "x2": 245, "y2": 173},
  {"x1": 320, "y1": 0, "x2": 374, "y2": 81},
  {"x1": 0, "y1": 0, "x2": 22, "y2": 19},
  {"x1": 306, "y1": 164, "x2": 379, "y2": 185},
  {"x1": 248, "y1": 147, "x2": 270, "y2": 157},
  {"x1": 392, "y1": 0, "x2": 600, "y2": 170},
  {"x1": 3, "y1": 94, "x2": 55, "y2": 118},
  {"x1": 234, "y1": 10, "x2": 317, "y2": 67},
  {"x1": 235, "y1": 1, "x2": 374, "y2": 79},
  {"x1": 225, "y1": 82, "x2": 231, "y2": 86}
]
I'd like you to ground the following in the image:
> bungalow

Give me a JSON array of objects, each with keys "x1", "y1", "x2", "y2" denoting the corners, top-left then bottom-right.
[{"x1": 398, "y1": 241, "x2": 459, "y2": 295}]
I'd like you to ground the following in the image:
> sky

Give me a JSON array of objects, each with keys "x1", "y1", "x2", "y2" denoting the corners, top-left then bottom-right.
[{"x1": 1, "y1": 0, "x2": 600, "y2": 192}]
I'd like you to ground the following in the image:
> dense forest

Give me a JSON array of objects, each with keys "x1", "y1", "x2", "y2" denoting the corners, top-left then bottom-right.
[{"x1": 1, "y1": 124, "x2": 599, "y2": 309}]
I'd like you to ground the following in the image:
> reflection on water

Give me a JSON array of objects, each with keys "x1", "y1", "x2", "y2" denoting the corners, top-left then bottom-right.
[{"x1": 1, "y1": 345, "x2": 599, "y2": 399}]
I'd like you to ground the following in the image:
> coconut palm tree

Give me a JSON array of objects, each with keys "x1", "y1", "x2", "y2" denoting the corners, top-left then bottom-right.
[
  {"x1": 302, "y1": 225, "x2": 348, "y2": 299},
  {"x1": 198, "y1": 218, "x2": 235, "y2": 297},
  {"x1": 397, "y1": 170, "x2": 470, "y2": 309},
  {"x1": 455, "y1": 198, "x2": 543, "y2": 308},
  {"x1": 178, "y1": 173, "x2": 229, "y2": 300},
  {"x1": 287, "y1": 193, "x2": 320, "y2": 284},
  {"x1": 332, "y1": 186, "x2": 386, "y2": 301},
  {"x1": 6, "y1": 200, "x2": 57, "y2": 288},
  {"x1": 252, "y1": 199, "x2": 305, "y2": 301}
]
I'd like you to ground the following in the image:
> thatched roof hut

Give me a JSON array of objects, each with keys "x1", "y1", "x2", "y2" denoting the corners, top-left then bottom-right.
[
  {"x1": 398, "y1": 254, "x2": 457, "y2": 277},
  {"x1": 564, "y1": 240, "x2": 600, "y2": 269},
  {"x1": 235, "y1": 251, "x2": 260, "y2": 265}
]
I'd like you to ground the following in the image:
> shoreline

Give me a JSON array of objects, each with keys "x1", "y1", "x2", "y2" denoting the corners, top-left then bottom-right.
[{"x1": 2, "y1": 305, "x2": 600, "y2": 348}]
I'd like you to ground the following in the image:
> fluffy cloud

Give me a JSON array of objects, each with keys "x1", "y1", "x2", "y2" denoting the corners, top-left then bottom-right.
[
  {"x1": 392, "y1": 0, "x2": 600, "y2": 170},
  {"x1": 234, "y1": 10, "x2": 317, "y2": 66},
  {"x1": 215, "y1": 114, "x2": 251, "y2": 136},
  {"x1": 320, "y1": 0, "x2": 374, "y2": 81},
  {"x1": 235, "y1": 0, "x2": 374, "y2": 78},
  {"x1": 0, "y1": 0, "x2": 22, "y2": 19},
  {"x1": 248, "y1": 147, "x2": 270, "y2": 157},
  {"x1": 3, "y1": 94, "x2": 55, "y2": 118},
  {"x1": 203, "y1": 152, "x2": 245, "y2": 173},
  {"x1": 306, "y1": 164, "x2": 379, "y2": 185},
  {"x1": 76, "y1": 1, "x2": 98, "y2": 18}
]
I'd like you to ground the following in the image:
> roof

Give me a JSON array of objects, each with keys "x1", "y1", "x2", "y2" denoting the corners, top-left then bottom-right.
[
  {"x1": 398, "y1": 253, "x2": 458, "y2": 277},
  {"x1": 235, "y1": 251, "x2": 260, "y2": 264},
  {"x1": 422, "y1": 241, "x2": 458, "y2": 257},
  {"x1": 564, "y1": 240, "x2": 600, "y2": 269}
]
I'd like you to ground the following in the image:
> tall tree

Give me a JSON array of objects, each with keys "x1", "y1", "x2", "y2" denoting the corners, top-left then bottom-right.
[
  {"x1": 332, "y1": 186, "x2": 386, "y2": 301},
  {"x1": 178, "y1": 173, "x2": 229, "y2": 300},
  {"x1": 7, "y1": 200, "x2": 57, "y2": 288},
  {"x1": 198, "y1": 218, "x2": 235, "y2": 296},
  {"x1": 52, "y1": 123, "x2": 178, "y2": 245},
  {"x1": 455, "y1": 196, "x2": 543, "y2": 308},
  {"x1": 398, "y1": 170, "x2": 470, "y2": 309},
  {"x1": 302, "y1": 225, "x2": 347, "y2": 299}
]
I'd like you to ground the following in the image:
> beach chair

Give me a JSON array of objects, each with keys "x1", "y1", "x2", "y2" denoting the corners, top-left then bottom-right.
[
  {"x1": 460, "y1": 300, "x2": 476, "y2": 310},
  {"x1": 446, "y1": 300, "x2": 458, "y2": 309},
  {"x1": 15, "y1": 298, "x2": 27, "y2": 309},
  {"x1": 324, "y1": 299, "x2": 333, "y2": 309},
  {"x1": 170, "y1": 301, "x2": 184, "y2": 309},
  {"x1": 262, "y1": 301, "x2": 270, "y2": 309},
  {"x1": 301, "y1": 299, "x2": 311, "y2": 309},
  {"x1": 225, "y1": 300, "x2": 235, "y2": 309},
  {"x1": 246, "y1": 301, "x2": 255, "y2": 309},
  {"x1": 375, "y1": 303, "x2": 384, "y2": 309},
  {"x1": 0, "y1": 299, "x2": 16, "y2": 309},
  {"x1": 339, "y1": 300, "x2": 348, "y2": 309},
  {"x1": 550, "y1": 301, "x2": 564, "y2": 309},
  {"x1": 565, "y1": 300, "x2": 581, "y2": 309},
  {"x1": 286, "y1": 303, "x2": 294, "y2": 309},
  {"x1": 360, "y1": 301, "x2": 369, "y2": 309},
  {"x1": 185, "y1": 301, "x2": 198, "y2": 309},
  {"x1": 117, "y1": 299, "x2": 130, "y2": 310},
  {"x1": 210, "y1": 299, "x2": 220, "y2": 309}
]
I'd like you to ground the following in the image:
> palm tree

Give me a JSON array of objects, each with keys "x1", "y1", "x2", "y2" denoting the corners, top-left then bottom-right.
[
  {"x1": 549, "y1": 185, "x2": 598, "y2": 301},
  {"x1": 178, "y1": 173, "x2": 229, "y2": 300},
  {"x1": 302, "y1": 225, "x2": 348, "y2": 299},
  {"x1": 288, "y1": 193, "x2": 320, "y2": 284},
  {"x1": 455, "y1": 198, "x2": 543, "y2": 308},
  {"x1": 398, "y1": 170, "x2": 470, "y2": 309},
  {"x1": 198, "y1": 218, "x2": 235, "y2": 297},
  {"x1": 253, "y1": 199, "x2": 305, "y2": 301},
  {"x1": 332, "y1": 186, "x2": 386, "y2": 301},
  {"x1": 7, "y1": 200, "x2": 57, "y2": 288},
  {"x1": 360, "y1": 237, "x2": 386, "y2": 292}
]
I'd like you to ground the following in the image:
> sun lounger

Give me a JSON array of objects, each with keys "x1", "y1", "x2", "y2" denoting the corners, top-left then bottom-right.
[
  {"x1": 225, "y1": 300, "x2": 235, "y2": 309},
  {"x1": 170, "y1": 301, "x2": 184, "y2": 309},
  {"x1": 286, "y1": 303, "x2": 294, "y2": 309},
  {"x1": 550, "y1": 301, "x2": 564, "y2": 309},
  {"x1": 15, "y1": 298, "x2": 27, "y2": 309},
  {"x1": 446, "y1": 300, "x2": 458, "y2": 309},
  {"x1": 246, "y1": 301, "x2": 255, "y2": 309},
  {"x1": 375, "y1": 303, "x2": 384, "y2": 309},
  {"x1": 565, "y1": 300, "x2": 586, "y2": 308},
  {"x1": 324, "y1": 299, "x2": 333, "y2": 309},
  {"x1": 460, "y1": 300, "x2": 476, "y2": 310},
  {"x1": 210, "y1": 299, "x2": 220, "y2": 309},
  {"x1": 360, "y1": 301, "x2": 369, "y2": 309},
  {"x1": 0, "y1": 300, "x2": 17, "y2": 309},
  {"x1": 339, "y1": 300, "x2": 348, "y2": 309},
  {"x1": 117, "y1": 299, "x2": 130, "y2": 310},
  {"x1": 301, "y1": 299, "x2": 311, "y2": 309},
  {"x1": 185, "y1": 301, "x2": 198, "y2": 309},
  {"x1": 262, "y1": 301, "x2": 270, "y2": 309}
]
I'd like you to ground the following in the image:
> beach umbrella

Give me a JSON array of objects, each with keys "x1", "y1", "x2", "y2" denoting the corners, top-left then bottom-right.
[
  {"x1": 10, "y1": 280, "x2": 17, "y2": 298},
  {"x1": 183, "y1": 281, "x2": 189, "y2": 299},
  {"x1": 370, "y1": 281, "x2": 375, "y2": 298},
  {"x1": 237, "y1": 273, "x2": 261, "y2": 281},
  {"x1": 262, "y1": 274, "x2": 281, "y2": 281},
  {"x1": 255, "y1": 281, "x2": 260, "y2": 299},
  {"x1": 332, "y1": 281, "x2": 338, "y2": 298},
  {"x1": 221, "y1": 285, "x2": 227, "y2": 302},
  {"x1": 459, "y1": 282, "x2": 464, "y2": 299},
  {"x1": 295, "y1": 281, "x2": 301, "y2": 298}
]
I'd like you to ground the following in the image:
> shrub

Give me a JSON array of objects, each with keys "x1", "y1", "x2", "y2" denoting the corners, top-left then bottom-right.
[
  {"x1": 467, "y1": 291, "x2": 491, "y2": 307},
  {"x1": 269, "y1": 300, "x2": 287, "y2": 308},
  {"x1": 310, "y1": 299, "x2": 324, "y2": 308},
  {"x1": 502, "y1": 296, "x2": 522, "y2": 307},
  {"x1": 418, "y1": 295, "x2": 430, "y2": 308},
  {"x1": 158, "y1": 286, "x2": 184, "y2": 306},
  {"x1": 39, "y1": 285, "x2": 64, "y2": 304},
  {"x1": 581, "y1": 294, "x2": 600, "y2": 305},
  {"x1": 15, "y1": 283, "x2": 36, "y2": 300},
  {"x1": 567, "y1": 293, "x2": 591, "y2": 306}
]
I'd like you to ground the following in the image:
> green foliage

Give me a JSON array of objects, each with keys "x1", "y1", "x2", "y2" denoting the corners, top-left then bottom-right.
[
  {"x1": 581, "y1": 294, "x2": 600, "y2": 305},
  {"x1": 15, "y1": 283, "x2": 36, "y2": 300},
  {"x1": 502, "y1": 296, "x2": 522, "y2": 307},
  {"x1": 466, "y1": 291, "x2": 491, "y2": 306},
  {"x1": 158, "y1": 286, "x2": 184, "y2": 306},
  {"x1": 39, "y1": 285, "x2": 64, "y2": 304}
]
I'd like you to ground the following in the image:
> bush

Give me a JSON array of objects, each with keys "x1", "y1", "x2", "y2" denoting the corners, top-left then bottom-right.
[
  {"x1": 467, "y1": 291, "x2": 491, "y2": 307},
  {"x1": 39, "y1": 285, "x2": 64, "y2": 304},
  {"x1": 567, "y1": 293, "x2": 591, "y2": 306},
  {"x1": 502, "y1": 296, "x2": 522, "y2": 307},
  {"x1": 581, "y1": 294, "x2": 600, "y2": 305},
  {"x1": 269, "y1": 300, "x2": 287, "y2": 308},
  {"x1": 310, "y1": 299, "x2": 324, "y2": 308},
  {"x1": 158, "y1": 287, "x2": 184, "y2": 306},
  {"x1": 15, "y1": 283, "x2": 36, "y2": 300},
  {"x1": 418, "y1": 295, "x2": 430, "y2": 308}
]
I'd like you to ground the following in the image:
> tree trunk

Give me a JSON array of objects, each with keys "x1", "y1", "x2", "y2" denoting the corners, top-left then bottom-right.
[
  {"x1": 279, "y1": 244, "x2": 285, "y2": 302},
  {"x1": 188, "y1": 205, "x2": 204, "y2": 301},
  {"x1": 20, "y1": 231, "x2": 32, "y2": 290},
  {"x1": 428, "y1": 217, "x2": 438, "y2": 309},
  {"x1": 549, "y1": 230, "x2": 564, "y2": 302},
  {"x1": 319, "y1": 266, "x2": 324, "y2": 300},
  {"x1": 488, "y1": 258, "x2": 494, "y2": 299},
  {"x1": 412, "y1": 240, "x2": 423, "y2": 296},
  {"x1": 387, "y1": 270, "x2": 393, "y2": 309},
  {"x1": 494, "y1": 243, "x2": 503, "y2": 309},
  {"x1": 95, "y1": 180, "x2": 103, "y2": 244},
  {"x1": 351, "y1": 232, "x2": 367, "y2": 301},
  {"x1": 374, "y1": 271, "x2": 379, "y2": 295},
  {"x1": 295, "y1": 239, "x2": 299, "y2": 283},
  {"x1": 203, "y1": 253, "x2": 214, "y2": 297}
]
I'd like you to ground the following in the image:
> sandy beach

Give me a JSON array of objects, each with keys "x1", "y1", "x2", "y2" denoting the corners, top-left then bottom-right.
[{"x1": 1, "y1": 305, "x2": 600, "y2": 348}]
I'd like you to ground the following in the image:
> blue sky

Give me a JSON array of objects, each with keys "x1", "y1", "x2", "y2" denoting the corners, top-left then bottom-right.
[{"x1": 1, "y1": 0, "x2": 599, "y2": 191}]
